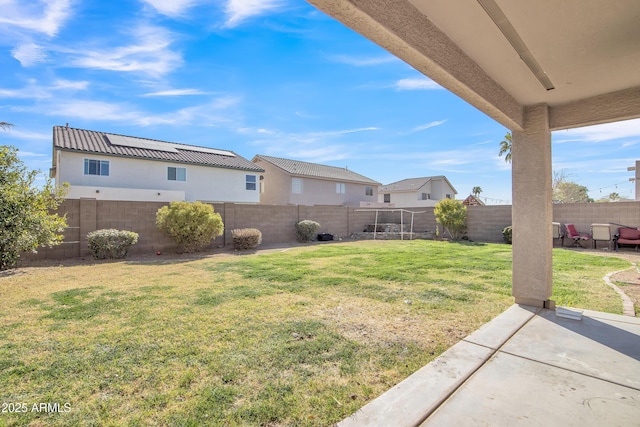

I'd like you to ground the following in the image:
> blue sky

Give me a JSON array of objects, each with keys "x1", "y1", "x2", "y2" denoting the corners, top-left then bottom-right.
[{"x1": 1, "y1": 0, "x2": 638, "y2": 204}]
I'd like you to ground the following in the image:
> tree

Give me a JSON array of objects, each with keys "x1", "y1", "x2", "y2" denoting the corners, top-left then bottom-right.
[
  {"x1": 434, "y1": 198, "x2": 467, "y2": 240},
  {"x1": 498, "y1": 132, "x2": 512, "y2": 163},
  {"x1": 552, "y1": 169, "x2": 570, "y2": 192},
  {"x1": 0, "y1": 145, "x2": 68, "y2": 270},
  {"x1": 472, "y1": 186, "x2": 482, "y2": 198},
  {"x1": 553, "y1": 181, "x2": 592, "y2": 203},
  {"x1": 0, "y1": 122, "x2": 13, "y2": 131},
  {"x1": 156, "y1": 201, "x2": 224, "y2": 253},
  {"x1": 608, "y1": 192, "x2": 621, "y2": 202}
]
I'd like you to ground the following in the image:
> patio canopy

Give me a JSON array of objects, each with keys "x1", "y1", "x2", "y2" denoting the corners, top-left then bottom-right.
[{"x1": 307, "y1": 0, "x2": 640, "y2": 307}]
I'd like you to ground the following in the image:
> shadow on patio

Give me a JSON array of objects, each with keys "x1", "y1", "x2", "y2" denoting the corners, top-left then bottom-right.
[{"x1": 338, "y1": 304, "x2": 640, "y2": 426}]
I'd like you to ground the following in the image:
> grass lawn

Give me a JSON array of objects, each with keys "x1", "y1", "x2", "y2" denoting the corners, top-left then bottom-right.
[{"x1": 0, "y1": 240, "x2": 631, "y2": 426}]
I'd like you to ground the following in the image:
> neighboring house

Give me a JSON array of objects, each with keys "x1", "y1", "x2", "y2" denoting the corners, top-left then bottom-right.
[
  {"x1": 51, "y1": 126, "x2": 264, "y2": 203},
  {"x1": 379, "y1": 176, "x2": 458, "y2": 207},
  {"x1": 252, "y1": 155, "x2": 381, "y2": 206},
  {"x1": 463, "y1": 195, "x2": 485, "y2": 206}
]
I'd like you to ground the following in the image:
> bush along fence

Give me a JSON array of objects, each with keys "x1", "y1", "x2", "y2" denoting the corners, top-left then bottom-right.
[{"x1": 20, "y1": 199, "x2": 640, "y2": 261}]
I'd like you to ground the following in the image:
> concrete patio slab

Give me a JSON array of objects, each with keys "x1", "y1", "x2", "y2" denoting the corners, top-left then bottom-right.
[
  {"x1": 338, "y1": 304, "x2": 640, "y2": 427},
  {"x1": 421, "y1": 351, "x2": 640, "y2": 426},
  {"x1": 500, "y1": 308, "x2": 640, "y2": 389}
]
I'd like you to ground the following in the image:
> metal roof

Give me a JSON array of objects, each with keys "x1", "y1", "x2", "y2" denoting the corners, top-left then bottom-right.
[
  {"x1": 53, "y1": 126, "x2": 264, "y2": 172},
  {"x1": 380, "y1": 176, "x2": 458, "y2": 194},
  {"x1": 253, "y1": 155, "x2": 380, "y2": 185}
]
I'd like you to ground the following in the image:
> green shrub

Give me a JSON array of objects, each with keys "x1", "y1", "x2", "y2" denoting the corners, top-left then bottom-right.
[
  {"x1": 156, "y1": 201, "x2": 224, "y2": 253},
  {"x1": 296, "y1": 220, "x2": 320, "y2": 243},
  {"x1": 87, "y1": 229, "x2": 139, "y2": 259},
  {"x1": 434, "y1": 199, "x2": 467, "y2": 240},
  {"x1": 502, "y1": 226, "x2": 513, "y2": 244},
  {"x1": 231, "y1": 228, "x2": 262, "y2": 250}
]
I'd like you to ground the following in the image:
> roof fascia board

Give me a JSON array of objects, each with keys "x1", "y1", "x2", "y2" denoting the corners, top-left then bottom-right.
[{"x1": 306, "y1": 0, "x2": 524, "y2": 130}]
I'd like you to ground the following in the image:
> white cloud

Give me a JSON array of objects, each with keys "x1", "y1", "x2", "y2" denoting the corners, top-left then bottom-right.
[
  {"x1": 11, "y1": 43, "x2": 47, "y2": 66},
  {"x1": 36, "y1": 96, "x2": 241, "y2": 126},
  {"x1": 0, "y1": 84, "x2": 51, "y2": 99},
  {"x1": 242, "y1": 126, "x2": 380, "y2": 161},
  {"x1": 142, "y1": 89, "x2": 206, "y2": 97},
  {"x1": 67, "y1": 24, "x2": 182, "y2": 77},
  {"x1": 410, "y1": 120, "x2": 446, "y2": 133},
  {"x1": 224, "y1": 0, "x2": 284, "y2": 28},
  {"x1": 51, "y1": 79, "x2": 89, "y2": 90},
  {"x1": 0, "y1": 79, "x2": 88, "y2": 99},
  {"x1": 553, "y1": 118, "x2": 640, "y2": 143},
  {"x1": 141, "y1": 0, "x2": 199, "y2": 17},
  {"x1": 0, "y1": 128, "x2": 50, "y2": 141},
  {"x1": 0, "y1": 0, "x2": 72, "y2": 36},
  {"x1": 327, "y1": 54, "x2": 398, "y2": 67},
  {"x1": 394, "y1": 78, "x2": 442, "y2": 91}
]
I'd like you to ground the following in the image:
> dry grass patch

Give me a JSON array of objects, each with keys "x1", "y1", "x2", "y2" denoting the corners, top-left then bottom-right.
[{"x1": 0, "y1": 240, "x2": 631, "y2": 426}]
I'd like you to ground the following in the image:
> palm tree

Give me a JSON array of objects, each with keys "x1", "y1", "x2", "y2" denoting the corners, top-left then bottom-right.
[
  {"x1": 498, "y1": 132, "x2": 512, "y2": 163},
  {"x1": 0, "y1": 121, "x2": 14, "y2": 131},
  {"x1": 472, "y1": 186, "x2": 482, "y2": 198}
]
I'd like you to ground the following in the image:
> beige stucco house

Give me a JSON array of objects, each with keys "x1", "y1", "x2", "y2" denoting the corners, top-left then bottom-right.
[
  {"x1": 379, "y1": 176, "x2": 457, "y2": 207},
  {"x1": 52, "y1": 126, "x2": 264, "y2": 203},
  {"x1": 252, "y1": 155, "x2": 380, "y2": 206}
]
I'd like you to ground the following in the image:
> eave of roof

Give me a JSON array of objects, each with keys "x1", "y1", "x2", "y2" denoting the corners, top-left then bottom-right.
[
  {"x1": 380, "y1": 176, "x2": 458, "y2": 194},
  {"x1": 254, "y1": 154, "x2": 380, "y2": 185},
  {"x1": 53, "y1": 126, "x2": 264, "y2": 173}
]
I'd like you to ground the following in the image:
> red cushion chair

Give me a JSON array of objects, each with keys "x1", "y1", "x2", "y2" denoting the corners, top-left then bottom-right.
[
  {"x1": 615, "y1": 227, "x2": 640, "y2": 251},
  {"x1": 564, "y1": 223, "x2": 591, "y2": 248}
]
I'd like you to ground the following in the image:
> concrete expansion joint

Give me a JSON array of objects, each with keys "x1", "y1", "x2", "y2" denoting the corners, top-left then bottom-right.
[{"x1": 431, "y1": 308, "x2": 542, "y2": 416}]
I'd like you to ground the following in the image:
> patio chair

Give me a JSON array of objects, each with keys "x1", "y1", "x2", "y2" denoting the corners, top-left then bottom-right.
[
  {"x1": 590, "y1": 223, "x2": 612, "y2": 250},
  {"x1": 552, "y1": 222, "x2": 564, "y2": 247},
  {"x1": 564, "y1": 223, "x2": 591, "y2": 248}
]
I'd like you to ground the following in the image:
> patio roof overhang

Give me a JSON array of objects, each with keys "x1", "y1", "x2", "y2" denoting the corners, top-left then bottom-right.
[
  {"x1": 306, "y1": 0, "x2": 640, "y2": 308},
  {"x1": 306, "y1": 0, "x2": 640, "y2": 130}
]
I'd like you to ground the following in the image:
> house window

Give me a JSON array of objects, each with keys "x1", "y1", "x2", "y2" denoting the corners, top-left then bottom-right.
[
  {"x1": 336, "y1": 183, "x2": 346, "y2": 194},
  {"x1": 292, "y1": 178, "x2": 302, "y2": 194},
  {"x1": 365, "y1": 186, "x2": 373, "y2": 196},
  {"x1": 384, "y1": 194, "x2": 390, "y2": 203},
  {"x1": 246, "y1": 175, "x2": 257, "y2": 190},
  {"x1": 84, "y1": 159, "x2": 109, "y2": 176},
  {"x1": 420, "y1": 193, "x2": 431, "y2": 200},
  {"x1": 446, "y1": 194, "x2": 452, "y2": 199},
  {"x1": 168, "y1": 167, "x2": 186, "y2": 181}
]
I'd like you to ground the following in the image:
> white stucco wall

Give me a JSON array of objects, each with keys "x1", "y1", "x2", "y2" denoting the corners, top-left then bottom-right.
[{"x1": 56, "y1": 151, "x2": 260, "y2": 203}]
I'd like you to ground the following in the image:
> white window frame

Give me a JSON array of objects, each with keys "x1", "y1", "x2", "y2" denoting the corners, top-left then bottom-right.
[
  {"x1": 365, "y1": 186, "x2": 373, "y2": 196},
  {"x1": 384, "y1": 193, "x2": 390, "y2": 203},
  {"x1": 336, "y1": 183, "x2": 346, "y2": 194},
  {"x1": 84, "y1": 159, "x2": 109, "y2": 176},
  {"x1": 168, "y1": 166, "x2": 186, "y2": 182},
  {"x1": 246, "y1": 174, "x2": 257, "y2": 190}
]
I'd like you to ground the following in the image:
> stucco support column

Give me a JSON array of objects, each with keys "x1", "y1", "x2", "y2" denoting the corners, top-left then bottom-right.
[{"x1": 511, "y1": 104, "x2": 554, "y2": 308}]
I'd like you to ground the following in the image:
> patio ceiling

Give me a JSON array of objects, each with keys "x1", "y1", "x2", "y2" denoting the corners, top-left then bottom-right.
[{"x1": 306, "y1": 0, "x2": 640, "y2": 131}]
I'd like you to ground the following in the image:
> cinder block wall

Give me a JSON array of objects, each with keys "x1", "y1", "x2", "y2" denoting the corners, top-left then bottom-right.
[
  {"x1": 20, "y1": 200, "x2": 640, "y2": 261},
  {"x1": 467, "y1": 205, "x2": 513, "y2": 243}
]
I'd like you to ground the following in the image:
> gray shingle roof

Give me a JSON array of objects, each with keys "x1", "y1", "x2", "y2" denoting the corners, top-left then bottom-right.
[
  {"x1": 380, "y1": 176, "x2": 457, "y2": 193},
  {"x1": 53, "y1": 126, "x2": 264, "y2": 172},
  {"x1": 253, "y1": 155, "x2": 380, "y2": 185}
]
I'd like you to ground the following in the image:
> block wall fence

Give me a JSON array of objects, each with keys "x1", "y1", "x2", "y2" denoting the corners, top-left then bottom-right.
[{"x1": 22, "y1": 199, "x2": 640, "y2": 261}]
